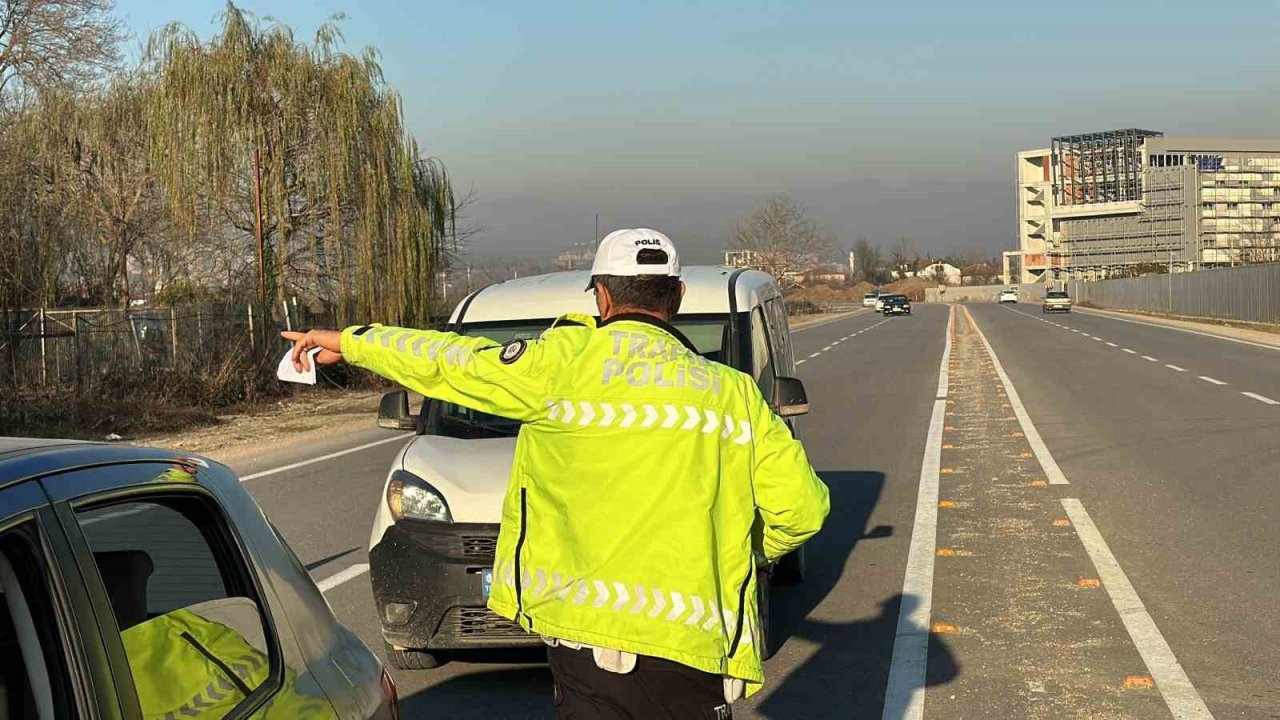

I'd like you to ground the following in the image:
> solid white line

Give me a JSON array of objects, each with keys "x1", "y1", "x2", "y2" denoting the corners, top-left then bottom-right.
[
  {"x1": 1241, "y1": 391, "x2": 1279, "y2": 406},
  {"x1": 1165, "y1": 364, "x2": 1187, "y2": 372},
  {"x1": 1198, "y1": 376, "x2": 1226, "y2": 386},
  {"x1": 316, "y1": 563, "x2": 371, "y2": 593},
  {"x1": 1123, "y1": 348, "x2": 1137, "y2": 354},
  {"x1": 962, "y1": 307, "x2": 1068, "y2": 485},
  {"x1": 882, "y1": 305, "x2": 953, "y2": 720},
  {"x1": 1142, "y1": 355, "x2": 1159, "y2": 362},
  {"x1": 1060, "y1": 499, "x2": 1214, "y2": 719},
  {"x1": 238, "y1": 434, "x2": 413, "y2": 482},
  {"x1": 1075, "y1": 307, "x2": 1280, "y2": 352}
]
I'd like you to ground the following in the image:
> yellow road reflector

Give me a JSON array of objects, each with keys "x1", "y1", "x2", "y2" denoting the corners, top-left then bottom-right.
[
  {"x1": 944, "y1": 425, "x2": 957, "y2": 431},
  {"x1": 938, "y1": 500, "x2": 957, "y2": 508},
  {"x1": 1010, "y1": 431, "x2": 1025, "y2": 437},
  {"x1": 1077, "y1": 578, "x2": 1102, "y2": 588},
  {"x1": 942, "y1": 443, "x2": 957, "y2": 449},
  {"x1": 931, "y1": 623, "x2": 959, "y2": 635},
  {"x1": 1019, "y1": 452, "x2": 1033, "y2": 458},
  {"x1": 1052, "y1": 518, "x2": 1071, "y2": 527},
  {"x1": 940, "y1": 467, "x2": 956, "y2": 474},
  {"x1": 1030, "y1": 480, "x2": 1048, "y2": 487},
  {"x1": 1123, "y1": 675, "x2": 1154, "y2": 690},
  {"x1": 936, "y1": 548, "x2": 957, "y2": 557}
]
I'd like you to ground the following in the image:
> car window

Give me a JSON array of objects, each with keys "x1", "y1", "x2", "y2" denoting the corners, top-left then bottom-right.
[
  {"x1": 0, "y1": 523, "x2": 75, "y2": 720},
  {"x1": 76, "y1": 495, "x2": 277, "y2": 718},
  {"x1": 764, "y1": 298, "x2": 792, "y2": 372},
  {"x1": 750, "y1": 307, "x2": 776, "y2": 396}
]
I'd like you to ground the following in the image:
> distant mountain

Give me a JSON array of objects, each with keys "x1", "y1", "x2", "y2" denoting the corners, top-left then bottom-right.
[{"x1": 461, "y1": 179, "x2": 1012, "y2": 265}]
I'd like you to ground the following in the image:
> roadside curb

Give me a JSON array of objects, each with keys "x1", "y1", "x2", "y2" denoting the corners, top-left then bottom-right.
[{"x1": 1076, "y1": 307, "x2": 1280, "y2": 350}]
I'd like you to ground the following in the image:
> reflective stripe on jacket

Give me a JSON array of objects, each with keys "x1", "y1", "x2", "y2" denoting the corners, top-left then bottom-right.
[{"x1": 341, "y1": 312, "x2": 830, "y2": 694}]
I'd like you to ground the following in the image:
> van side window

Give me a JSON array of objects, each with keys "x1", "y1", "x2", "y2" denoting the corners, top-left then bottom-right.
[
  {"x1": 76, "y1": 494, "x2": 279, "y2": 717},
  {"x1": 750, "y1": 307, "x2": 776, "y2": 395}
]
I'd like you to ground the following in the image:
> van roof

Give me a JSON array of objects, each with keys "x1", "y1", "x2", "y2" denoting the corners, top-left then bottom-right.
[{"x1": 450, "y1": 266, "x2": 782, "y2": 325}]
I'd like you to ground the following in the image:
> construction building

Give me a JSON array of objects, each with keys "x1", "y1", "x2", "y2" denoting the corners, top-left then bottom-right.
[{"x1": 1006, "y1": 129, "x2": 1280, "y2": 283}]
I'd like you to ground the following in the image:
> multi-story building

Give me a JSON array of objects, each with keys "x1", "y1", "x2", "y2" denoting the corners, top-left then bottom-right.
[
  {"x1": 557, "y1": 243, "x2": 596, "y2": 271},
  {"x1": 1007, "y1": 129, "x2": 1280, "y2": 283}
]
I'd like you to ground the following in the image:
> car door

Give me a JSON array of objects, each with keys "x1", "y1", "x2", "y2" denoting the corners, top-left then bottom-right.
[
  {"x1": 0, "y1": 479, "x2": 112, "y2": 719},
  {"x1": 38, "y1": 462, "x2": 341, "y2": 719}
]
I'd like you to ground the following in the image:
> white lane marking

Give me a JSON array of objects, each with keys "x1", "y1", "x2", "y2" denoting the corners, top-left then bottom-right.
[
  {"x1": 1092, "y1": 337, "x2": 1104, "y2": 342},
  {"x1": 317, "y1": 563, "x2": 370, "y2": 593},
  {"x1": 1241, "y1": 391, "x2": 1279, "y2": 406},
  {"x1": 1198, "y1": 376, "x2": 1227, "y2": 386},
  {"x1": 823, "y1": 345, "x2": 834, "y2": 351},
  {"x1": 808, "y1": 352, "x2": 821, "y2": 359},
  {"x1": 1075, "y1": 307, "x2": 1280, "y2": 352},
  {"x1": 882, "y1": 305, "x2": 953, "y2": 720},
  {"x1": 1060, "y1": 499, "x2": 1214, "y2": 719},
  {"x1": 1106, "y1": 342, "x2": 1118, "y2": 347},
  {"x1": 1141, "y1": 355, "x2": 1159, "y2": 362},
  {"x1": 1071, "y1": 329, "x2": 1082, "y2": 333},
  {"x1": 1165, "y1": 364, "x2": 1187, "y2": 372},
  {"x1": 238, "y1": 434, "x2": 413, "y2": 482},
  {"x1": 832, "y1": 340, "x2": 842, "y2": 345},
  {"x1": 1123, "y1": 348, "x2": 1137, "y2": 354},
  {"x1": 963, "y1": 306, "x2": 1068, "y2": 485},
  {"x1": 796, "y1": 359, "x2": 807, "y2": 366}
]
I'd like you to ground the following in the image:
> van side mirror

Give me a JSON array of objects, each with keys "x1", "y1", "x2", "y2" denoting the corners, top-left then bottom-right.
[
  {"x1": 377, "y1": 390, "x2": 416, "y2": 431},
  {"x1": 772, "y1": 376, "x2": 810, "y2": 417}
]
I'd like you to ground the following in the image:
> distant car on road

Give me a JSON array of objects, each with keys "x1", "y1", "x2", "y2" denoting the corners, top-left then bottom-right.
[
  {"x1": 998, "y1": 288, "x2": 1019, "y2": 304},
  {"x1": 862, "y1": 292, "x2": 878, "y2": 308},
  {"x1": 882, "y1": 294, "x2": 912, "y2": 316},
  {"x1": 0, "y1": 438, "x2": 396, "y2": 719},
  {"x1": 369, "y1": 267, "x2": 812, "y2": 669},
  {"x1": 1042, "y1": 290, "x2": 1072, "y2": 314},
  {"x1": 875, "y1": 294, "x2": 889, "y2": 312}
]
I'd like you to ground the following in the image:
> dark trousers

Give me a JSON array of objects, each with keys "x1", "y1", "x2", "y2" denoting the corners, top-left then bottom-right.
[{"x1": 547, "y1": 645, "x2": 733, "y2": 720}]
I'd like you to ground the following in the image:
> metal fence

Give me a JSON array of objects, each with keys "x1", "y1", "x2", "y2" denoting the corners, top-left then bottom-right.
[
  {"x1": 1067, "y1": 262, "x2": 1280, "y2": 324},
  {"x1": 0, "y1": 304, "x2": 321, "y2": 390}
]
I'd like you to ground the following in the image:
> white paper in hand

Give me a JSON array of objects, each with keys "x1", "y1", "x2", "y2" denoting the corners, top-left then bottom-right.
[{"x1": 277, "y1": 347, "x2": 322, "y2": 385}]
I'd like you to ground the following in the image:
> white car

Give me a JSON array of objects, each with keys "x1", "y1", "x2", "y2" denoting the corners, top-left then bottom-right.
[
  {"x1": 875, "y1": 295, "x2": 887, "y2": 312},
  {"x1": 862, "y1": 292, "x2": 878, "y2": 308},
  {"x1": 998, "y1": 288, "x2": 1019, "y2": 304},
  {"x1": 368, "y1": 266, "x2": 810, "y2": 669}
]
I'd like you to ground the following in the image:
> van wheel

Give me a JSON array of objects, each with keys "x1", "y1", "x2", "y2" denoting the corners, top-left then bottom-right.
[
  {"x1": 772, "y1": 546, "x2": 806, "y2": 584},
  {"x1": 384, "y1": 640, "x2": 444, "y2": 670},
  {"x1": 756, "y1": 570, "x2": 773, "y2": 660}
]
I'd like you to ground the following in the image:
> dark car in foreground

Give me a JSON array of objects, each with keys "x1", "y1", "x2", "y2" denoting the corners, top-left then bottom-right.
[
  {"x1": 0, "y1": 438, "x2": 396, "y2": 719},
  {"x1": 882, "y1": 294, "x2": 912, "y2": 316}
]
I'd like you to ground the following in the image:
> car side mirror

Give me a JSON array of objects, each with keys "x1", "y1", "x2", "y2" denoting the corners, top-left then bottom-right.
[
  {"x1": 772, "y1": 376, "x2": 810, "y2": 417},
  {"x1": 377, "y1": 390, "x2": 416, "y2": 431}
]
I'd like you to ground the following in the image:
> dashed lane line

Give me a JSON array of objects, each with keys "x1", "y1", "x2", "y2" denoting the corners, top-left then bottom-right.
[
  {"x1": 1061, "y1": 499, "x2": 1214, "y2": 719},
  {"x1": 1199, "y1": 376, "x2": 1227, "y2": 386},
  {"x1": 881, "y1": 306, "x2": 954, "y2": 720},
  {"x1": 1165, "y1": 364, "x2": 1187, "y2": 372},
  {"x1": 1106, "y1": 342, "x2": 1118, "y2": 347},
  {"x1": 1141, "y1": 355, "x2": 1159, "y2": 362},
  {"x1": 1074, "y1": 307, "x2": 1280, "y2": 353},
  {"x1": 1123, "y1": 349, "x2": 1137, "y2": 354},
  {"x1": 1242, "y1": 392, "x2": 1280, "y2": 406},
  {"x1": 317, "y1": 563, "x2": 371, "y2": 593}
]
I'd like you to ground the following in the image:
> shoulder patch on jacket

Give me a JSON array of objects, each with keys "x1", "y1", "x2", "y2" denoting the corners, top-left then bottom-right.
[{"x1": 499, "y1": 339, "x2": 528, "y2": 364}]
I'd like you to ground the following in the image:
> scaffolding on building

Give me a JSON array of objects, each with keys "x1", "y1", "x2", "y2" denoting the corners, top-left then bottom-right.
[{"x1": 1052, "y1": 129, "x2": 1161, "y2": 206}]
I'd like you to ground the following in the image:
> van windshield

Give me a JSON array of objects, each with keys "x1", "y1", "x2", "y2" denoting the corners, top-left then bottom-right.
[{"x1": 436, "y1": 315, "x2": 732, "y2": 437}]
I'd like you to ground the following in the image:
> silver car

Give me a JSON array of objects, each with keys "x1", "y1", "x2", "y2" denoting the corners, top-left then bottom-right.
[{"x1": 0, "y1": 438, "x2": 397, "y2": 719}]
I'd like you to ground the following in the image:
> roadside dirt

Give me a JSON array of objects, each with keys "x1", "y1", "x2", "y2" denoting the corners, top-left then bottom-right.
[{"x1": 133, "y1": 389, "x2": 390, "y2": 461}]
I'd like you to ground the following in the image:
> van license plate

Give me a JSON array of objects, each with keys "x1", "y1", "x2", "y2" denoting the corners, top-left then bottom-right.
[{"x1": 481, "y1": 568, "x2": 493, "y2": 600}]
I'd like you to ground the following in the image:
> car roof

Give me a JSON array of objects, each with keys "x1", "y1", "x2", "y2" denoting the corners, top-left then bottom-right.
[
  {"x1": 450, "y1": 266, "x2": 782, "y2": 324},
  {"x1": 0, "y1": 437, "x2": 216, "y2": 491}
]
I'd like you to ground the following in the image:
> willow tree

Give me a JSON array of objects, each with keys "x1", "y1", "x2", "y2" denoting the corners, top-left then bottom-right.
[{"x1": 145, "y1": 2, "x2": 454, "y2": 326}]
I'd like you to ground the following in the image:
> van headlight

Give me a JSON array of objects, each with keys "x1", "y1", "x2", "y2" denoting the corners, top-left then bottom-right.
[{"x1": 387, "y1": 470, "x2": 452, "y2": 523}]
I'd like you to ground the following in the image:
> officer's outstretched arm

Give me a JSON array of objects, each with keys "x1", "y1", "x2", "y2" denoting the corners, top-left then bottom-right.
[
  {"x1": 340, "y1": 324, "x2": 554, "y2": 423},
  {"x1": 747, "y1": 386, "x2": 831, "y2": 564}
]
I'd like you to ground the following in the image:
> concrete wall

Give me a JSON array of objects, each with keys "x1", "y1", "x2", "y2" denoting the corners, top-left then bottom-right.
[
  {"x1": 1068, "y1": 263, "x2": 1280, "y2": 324},
  {"x1": 924, "y1": 285, "x2": 1046, "y2": 303}
]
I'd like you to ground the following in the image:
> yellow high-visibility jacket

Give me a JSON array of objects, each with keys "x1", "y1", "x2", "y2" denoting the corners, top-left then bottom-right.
[{"x1": 342, "y1": 313, "x2": 829, "y2": 693}]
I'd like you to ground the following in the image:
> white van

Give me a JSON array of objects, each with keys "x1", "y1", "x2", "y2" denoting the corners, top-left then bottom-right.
[{"x1": 368, "y1": 267, "x2": 810, "y2": 669}]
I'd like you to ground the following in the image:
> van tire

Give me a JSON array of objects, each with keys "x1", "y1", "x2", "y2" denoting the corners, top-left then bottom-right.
[{"x1": 384, "y1": 641, "x2": 444, "y2": 670}]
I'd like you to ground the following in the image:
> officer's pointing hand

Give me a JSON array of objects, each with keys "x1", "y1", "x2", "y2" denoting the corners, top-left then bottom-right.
[{"x1": 281, "y1": 329, "x2": 344, "y2": 372}]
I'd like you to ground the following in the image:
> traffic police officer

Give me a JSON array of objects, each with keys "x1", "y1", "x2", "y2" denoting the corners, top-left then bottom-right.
[{"x1": 284, "y1": 229, "x2": 830, "y2": 718}]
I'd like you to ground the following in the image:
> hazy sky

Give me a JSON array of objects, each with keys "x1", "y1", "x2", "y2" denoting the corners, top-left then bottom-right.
[{"x1": 115, "y1": 0, "x2": 1280, "y2": 260}]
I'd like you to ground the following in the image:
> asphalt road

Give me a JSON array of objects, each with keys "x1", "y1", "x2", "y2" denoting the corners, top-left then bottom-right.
[{"x1": 217, "y1": 303, "x2": 1278, "y2": 718}]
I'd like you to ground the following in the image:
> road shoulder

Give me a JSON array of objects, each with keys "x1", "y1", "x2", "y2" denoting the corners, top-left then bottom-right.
[{"x1": 1077, "y1": 307, "x2": 1280, "y2": 349}]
